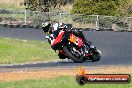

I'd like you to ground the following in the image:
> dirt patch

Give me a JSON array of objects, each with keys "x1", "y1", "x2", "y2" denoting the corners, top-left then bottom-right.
[
  {"x1": 85, "y1": 66, "x2": 132, "y2": 74},
  {"x1": 0, "y1": 69, "x2": 76, "y2": 82},
  {"x1": 0, "y1": 66, "x2": 132, "y2": 82}
]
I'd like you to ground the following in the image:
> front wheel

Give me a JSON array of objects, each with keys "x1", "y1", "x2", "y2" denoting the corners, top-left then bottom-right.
[{"x1": 63, "y1": 46, "x2": 83, "y2": 63}]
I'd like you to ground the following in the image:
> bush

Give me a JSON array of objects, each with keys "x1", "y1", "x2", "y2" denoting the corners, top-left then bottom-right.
[{"x1": 71, "y1": 0, "x2": 132, "y2": 16}]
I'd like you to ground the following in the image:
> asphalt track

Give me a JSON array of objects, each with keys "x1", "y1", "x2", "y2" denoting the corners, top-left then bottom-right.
[{"x1": 0, "y1": 26, "x2": 132, "y2": 69}]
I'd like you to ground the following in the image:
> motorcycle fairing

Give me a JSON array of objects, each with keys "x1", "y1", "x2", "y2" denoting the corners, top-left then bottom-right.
[{"x1": 69, "y1": 34, "x2": 83, "y2": 47}]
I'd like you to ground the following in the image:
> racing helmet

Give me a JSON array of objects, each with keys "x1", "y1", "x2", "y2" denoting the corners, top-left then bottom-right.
[{"x1": 42, "y1": 20, "x2": 51, "y2": 33}]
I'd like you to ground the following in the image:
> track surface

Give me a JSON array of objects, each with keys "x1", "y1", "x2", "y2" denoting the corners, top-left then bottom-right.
[{"x1": 0, "y1": 26, "x2": 132, "y2": 69}]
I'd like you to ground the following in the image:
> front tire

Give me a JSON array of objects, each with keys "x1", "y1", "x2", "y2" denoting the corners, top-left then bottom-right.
[{"x1": 63, "y1": 46, "x2": 83, "y2": 63}]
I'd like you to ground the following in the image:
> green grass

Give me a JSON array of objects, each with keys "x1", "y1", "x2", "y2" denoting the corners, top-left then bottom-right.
[
  {"x1": 0, "y1": 76, "x2": 131, "y2": 88},
  {"x1": 0, "y1": 38, "x2": 59, "y2": 64}
]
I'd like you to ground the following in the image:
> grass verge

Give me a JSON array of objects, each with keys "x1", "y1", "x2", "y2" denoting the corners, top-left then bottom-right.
[
  {"x1": 0, "y1": 76, "x2": 131, "y2": 88},
  {"x1": 0, "y1": 38, "x2": 59, "y2": 64}
]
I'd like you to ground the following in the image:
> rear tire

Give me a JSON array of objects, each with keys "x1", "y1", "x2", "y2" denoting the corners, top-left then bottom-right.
[{"x1": 63, "y1": 46, "x2": 83, "y2": 63}]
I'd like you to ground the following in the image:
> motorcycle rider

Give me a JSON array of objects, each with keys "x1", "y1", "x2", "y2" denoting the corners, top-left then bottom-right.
[
  {"x1": 42, "y1": 21, "x2": 94, "y2": 59},
  {"x1": 42, "y1": 21, "x2": 91, "y2": 46}
]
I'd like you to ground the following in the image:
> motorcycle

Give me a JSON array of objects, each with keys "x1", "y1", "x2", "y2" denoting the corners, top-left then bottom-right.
[{"x1": 42, "y1": 21, "x2": 101, "y2": 63}]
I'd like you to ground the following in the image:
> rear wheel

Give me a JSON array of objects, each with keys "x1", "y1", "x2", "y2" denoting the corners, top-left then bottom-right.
[{"x1": 63, "y1": 46, "x2": 83, "y2": 63}]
